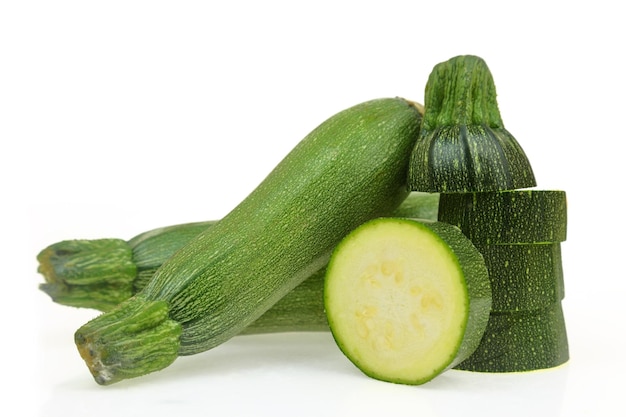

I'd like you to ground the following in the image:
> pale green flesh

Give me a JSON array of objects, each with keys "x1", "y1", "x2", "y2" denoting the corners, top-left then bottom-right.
[{"x1": 325, "y1": 218, "x2": 469, "y2": 385}]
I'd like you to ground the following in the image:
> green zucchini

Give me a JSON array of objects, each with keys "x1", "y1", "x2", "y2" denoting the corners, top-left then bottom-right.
[
  {"x1": 476, "y1": 243, "x2": 564, "y2": 312},
  {"x1": 38, "y1": 238, "x2": 137, "y2": 312},
  {"x1": 324, "y1": 218, "x2": 491, "y2": 385},
  {"x1": 74, "y1": 97, "x2": 424, "y2": 385},
  {"x1": 438, "y1": 190, "x2": 567, "y2": 244},
  {"x1": 455, "y1": 302, "x2": 569, "y2": 372},
  {"x1": 407, "y1": 55, "x2": 536, "y2": 193},
  {"x1": 37, "y1": 193, "x2": 439, "y2": 313}
]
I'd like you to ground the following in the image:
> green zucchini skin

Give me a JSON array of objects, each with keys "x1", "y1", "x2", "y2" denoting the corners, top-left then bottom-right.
[
  {"x1": 476, "y1": 243, "x2": 565, "y2": 312},
  {"x1": 74, "y1": 97, "x2": 423, "y2": 385},
  {"x1": 407, "y1": 55, "x2": 536, "y2": 193},
  {"x1": 37, "y1": 238, "x2": 137, "y2": 312},
  {"x1": 416, "y1": 221, "x2": 492, "y2": 373},
  {"x1": 454, "y1": 302, "x2": 569, "y2": 372},
  {"x1": 128, "y1": 221, "x2": 219, "y2": 292},
  {"x1": 38, "y1": 193, "x2": 438, "y2": 333},
  {"x1": 438, "y1": 190, "x2": 567, "y2": 244}
]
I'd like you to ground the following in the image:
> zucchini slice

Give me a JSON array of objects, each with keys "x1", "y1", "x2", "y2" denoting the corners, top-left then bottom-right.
[
  {"x1": 455, "y1": 302, "x2": 569, "y2": 372},
  {"x1": 324, "y1": 218, "x2": 491, "y2": 385},
  {"x1": 477, "y1": 243, "x2": 565, "y2": 312},
  {"x1": 438, "y1": 190, "x2": 567, "y2": 244}
]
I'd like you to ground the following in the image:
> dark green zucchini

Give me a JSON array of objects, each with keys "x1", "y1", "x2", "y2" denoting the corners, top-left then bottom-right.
[
  {"x1": 455, "y1": 302, "x2": 569, "y2": 372},
  {"x1": 438, "y1": 190, "x2": 567, "y2": 244},
  {"x1": 476, "y1": 243, "x2": 565, "y2": 312},
  {"x1": 74, "y1": 97, "x2": 424, "y2": 385},
  {"x1": 407, "y1": 55, "x2": 536, "y2": 193}
]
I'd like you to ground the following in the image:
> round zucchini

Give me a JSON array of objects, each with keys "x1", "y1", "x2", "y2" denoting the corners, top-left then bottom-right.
[{"x1": 324, "y1": 218, "x2": 491, "y2": 385}]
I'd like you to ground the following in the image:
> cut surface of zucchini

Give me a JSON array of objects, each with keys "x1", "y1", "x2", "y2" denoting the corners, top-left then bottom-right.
[{"x1": 324, "y1": 218, "x2": 491, "y2": 385}]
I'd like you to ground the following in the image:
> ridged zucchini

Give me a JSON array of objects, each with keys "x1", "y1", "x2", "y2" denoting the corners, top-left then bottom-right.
[
  {"x1": 407, "y1": 55, "x2": 536, "y2": 193},
  {"x1": 476, "y1": 243, "x2": 564, "y2": 312},
  {"x1": 324, "y1": 218, "x2": 491, "y2": 385},
  {"x1": 455, "y1": 302, "x2": 569, "y2": 372},
  {"x1": 438, "y1": 190, "x2": 567, "y2": 244},
  {"x1": 74, "y1": 97, "x2": 424, "y2": 385}
]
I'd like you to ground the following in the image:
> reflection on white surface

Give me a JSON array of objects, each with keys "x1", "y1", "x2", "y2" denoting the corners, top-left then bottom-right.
[{"x1": 37, "y1": 311, "x2": 573, "y2": 417}]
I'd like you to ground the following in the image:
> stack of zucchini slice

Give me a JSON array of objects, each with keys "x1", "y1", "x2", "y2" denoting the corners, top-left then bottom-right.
[
  {"x1": 408, "y1": 55, "x2": 569, "y2": 373},
  {"x1": 439, "y1": 191, "x2": 569, "y2": 372}
]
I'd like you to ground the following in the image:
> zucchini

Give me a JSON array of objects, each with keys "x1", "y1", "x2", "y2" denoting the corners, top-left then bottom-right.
[
  {"x1": 37, "y1": 238, "x2": 137, "y2": 312},
  {"x1": 438, "y1": 190, "x2": 567, "y2": 244},
  {"x1": 476, "y1": 243, "x2": 565, "y2": 312},
  {"x1": 39, "y1": 193, "x2": 437, "y2": 340},
  {"x1": 455, "y1": 302, "x2": 569, "y2": 372},
  {"x1": 74, "y1": 97, "x2": 424, "y2": 385},
  {"x1": 407, "y1": 55, "x2": 536, "y2": 193},
  {"x1": 324, "y1": 218, "x2": 491, "y2": 385},
  {"x1": 38, "y1": 193, "x2": 439, "y2": 313}
]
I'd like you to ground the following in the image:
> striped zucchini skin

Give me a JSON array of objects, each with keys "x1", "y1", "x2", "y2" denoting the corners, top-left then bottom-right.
[
  {"x1": 407, "y1": 55, "x2": 536, "y2": 193},
  {"x1": 75, "y1": 98, "x2": 423, "y2": 385},
  {"x1": 438, "y1": 190, "x2": 567, "y2": 244},
  {"x1": 476, "y1": 243, "x2": 565, "y2": 312},
  {"x1": 455, "y1": 303, "x2": 569, "y2": 372},
  {"x1": 408, "y1": 124, "x2": 536, "y2": 193}
]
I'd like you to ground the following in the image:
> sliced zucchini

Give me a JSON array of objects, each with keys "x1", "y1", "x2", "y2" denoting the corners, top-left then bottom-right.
[
  {"x1": 324, "y1": 218, "x2": 491, "y2": 385},
  {"x1": 438, "y1": 190, "x2": 567, "y2": 244},
  {"x1": 477, "y1": 243, "x2": 565, "y2": 312},
  {"x1": 455, "y1": 302, "x2": 569, "y2": 372}
]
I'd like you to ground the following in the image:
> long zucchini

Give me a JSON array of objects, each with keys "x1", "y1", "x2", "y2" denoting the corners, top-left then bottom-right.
[
  {"x1": 37, "y1": 193, "x2": 439, "y2": 313},
  {"x1": 74, "y1": 97, "x2": 424, "y2": 385}
]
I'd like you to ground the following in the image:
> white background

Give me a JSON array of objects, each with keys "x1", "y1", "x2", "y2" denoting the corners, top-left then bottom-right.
[{"x1": 2, "y1": 1, "x2": 624, "y2": 416}]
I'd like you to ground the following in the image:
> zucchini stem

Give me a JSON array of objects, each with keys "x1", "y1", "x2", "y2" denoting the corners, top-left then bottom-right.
[
  {"x1": 422, "y1": 55, "x2": 502, "y2": 130},
  {"x1": 74, "y1": 296, "x2": 181, "y2": 385},
  {"x1": 37, "y1": 239, "x2": 136, "y2": 311},
  {"x1": 407, "y1": 55, "x2": 536, "y2": 192}
]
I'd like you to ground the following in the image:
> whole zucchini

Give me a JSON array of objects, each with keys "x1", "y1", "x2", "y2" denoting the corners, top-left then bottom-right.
[
  {"x1": 74, "y1": 97, "x2": 423, "y2": 385},
  {"x1": 37, "y1": 193, "x2": 439, "y2": 314}
]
